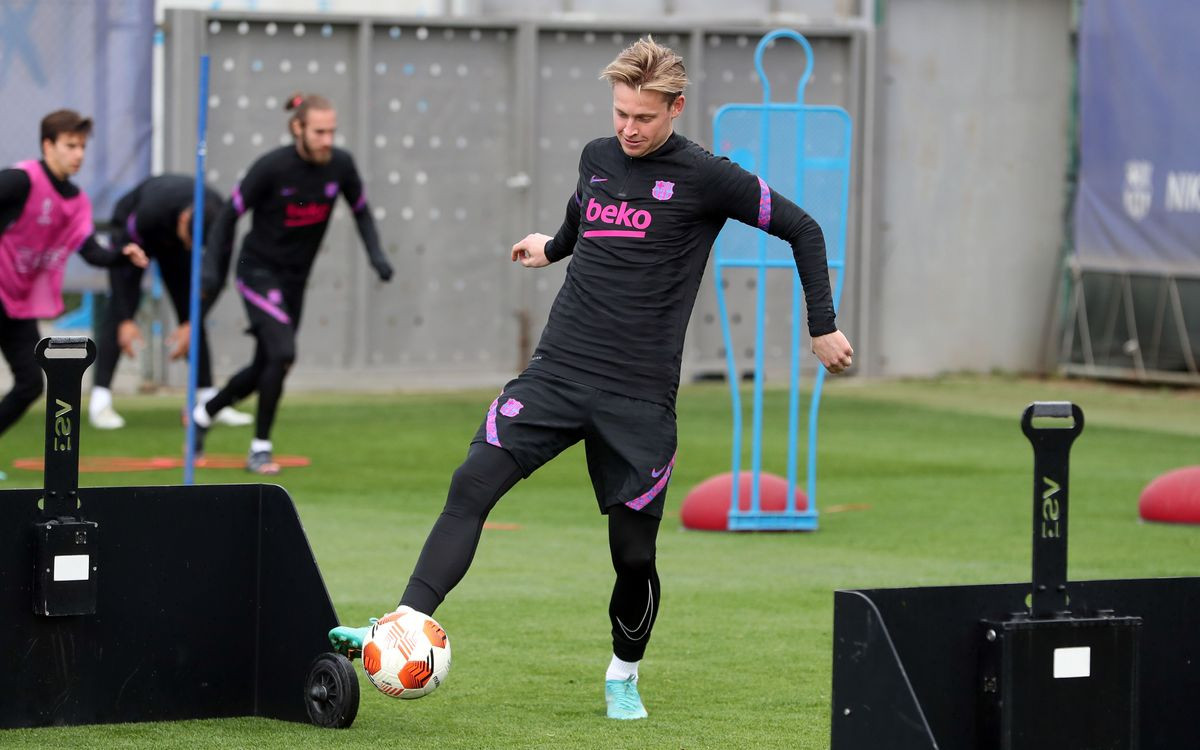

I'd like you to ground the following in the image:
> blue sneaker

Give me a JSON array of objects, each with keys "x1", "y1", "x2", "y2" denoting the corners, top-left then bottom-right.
[
  {"x1": 328, "y1": 622, "x2": 373, "y2": 660},
  {"x1": 605, "y1": 676, "x2": 648, "y2": 720}
]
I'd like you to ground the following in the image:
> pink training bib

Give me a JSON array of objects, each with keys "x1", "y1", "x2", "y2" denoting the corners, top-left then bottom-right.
[{"x1": 0, "y1": 160, "x2": 93, "y2": 318}]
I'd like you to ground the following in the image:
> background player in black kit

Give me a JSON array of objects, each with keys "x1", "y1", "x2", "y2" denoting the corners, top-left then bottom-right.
[
  {"x1": 88, "y1": 174, "x2": 252, "y2": 430},
  {"x1": 0, "y1": 109, "x2": 148, "y2": 454},
  {"x1": 198, "y1": 93, "x2": 394, "y2": 474},
  {"x1": 330, "y1": 37, "x2": 854, "y2": 719}
]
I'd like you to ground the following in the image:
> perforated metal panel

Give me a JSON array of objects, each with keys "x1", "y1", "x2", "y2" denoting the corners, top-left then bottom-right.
[
  {"x1": 364, "y1": 23, "x2": 521, "y2": 376},
  {"x1": 163, "y1": 11, "x2": 864, "y2": 388}
]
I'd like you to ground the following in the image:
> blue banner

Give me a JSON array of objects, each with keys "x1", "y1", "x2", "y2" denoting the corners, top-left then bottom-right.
[
  {"x1": 1074, "y1": 0, "x2": 1200, "y2": 273},
  {"x1": 0, "y1": 0, "x2": 154, "y2": 220}
]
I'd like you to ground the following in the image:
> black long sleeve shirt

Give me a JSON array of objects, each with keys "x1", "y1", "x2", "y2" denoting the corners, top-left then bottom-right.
[
  {"x1": 108, "y1": 174, "x2": 224, "y2": 321},
  {"x1": 532, "y1": 132, "x2": 837, "y2": 408},
  {"x1": 203, "y1": 146, "x2": 387, "y2": 296}
]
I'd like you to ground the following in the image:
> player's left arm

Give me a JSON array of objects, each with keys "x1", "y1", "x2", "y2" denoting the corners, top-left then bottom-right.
[
  {"x1": 703, "y1": 157, "x2": 853, "y2": 373},
  {"x1": 78, "y1": 235, "x2": 148, "y2": 268},
  {"x1": 341, "y1": 154, "x2": 393, "y2": 282}
]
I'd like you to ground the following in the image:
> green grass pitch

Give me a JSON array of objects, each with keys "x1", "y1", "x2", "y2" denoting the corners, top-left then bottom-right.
[{"x1": 1, "y1": 375, "x2": 1197, "y2": 749}]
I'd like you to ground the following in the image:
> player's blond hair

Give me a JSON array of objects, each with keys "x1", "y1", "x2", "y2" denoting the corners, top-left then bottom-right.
[{"x1": 599, "y1": 36, "x2": 689, "y2": 103}]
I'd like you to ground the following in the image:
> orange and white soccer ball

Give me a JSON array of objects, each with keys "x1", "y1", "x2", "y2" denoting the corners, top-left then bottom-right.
[{"x1": 362, "y1": 609, "x2": 451, "y2": 699}]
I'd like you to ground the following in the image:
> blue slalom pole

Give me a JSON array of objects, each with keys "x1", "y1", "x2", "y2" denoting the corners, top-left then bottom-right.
[{"x1": 184, "y1": 54, "x2": 209, "y2": 486}]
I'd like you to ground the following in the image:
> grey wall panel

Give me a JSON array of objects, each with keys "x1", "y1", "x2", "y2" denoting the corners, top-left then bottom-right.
[
  {"x1": 873, "y1": 0, "x2": 1072, "y2": 376},
  {"x1": 364, "y1": 23, "x2": 523, "y2": 377}
]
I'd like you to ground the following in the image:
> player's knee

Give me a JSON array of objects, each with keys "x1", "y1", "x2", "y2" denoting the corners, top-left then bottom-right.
[
  {"x1": 443, "y1": 461, "x2": 498, "y2": 518},
  {"x1": 264, "y1": 340, "x2": 296, "y2": 369},
  {"x1": 611, "y1": 542, "x2": 656, "y2": 576}
]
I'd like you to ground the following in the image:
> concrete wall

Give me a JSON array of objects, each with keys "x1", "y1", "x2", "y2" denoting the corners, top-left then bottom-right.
[{"x1": 868, "y1": 0, "x2": 1072, "y2": 376}]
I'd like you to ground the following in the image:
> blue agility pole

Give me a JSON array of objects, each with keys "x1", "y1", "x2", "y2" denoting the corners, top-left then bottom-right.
[
  {"x1": 184, "y1": 54, "x2": 210, "y2": 485},
  {"x1": 711, "y1": 30, "x2": 852, "y2": 531}
]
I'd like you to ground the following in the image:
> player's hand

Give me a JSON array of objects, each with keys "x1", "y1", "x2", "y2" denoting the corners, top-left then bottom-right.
[
  {"x1": 167, "y1": 322, "x2": 191, "y2": 360},
  {"x1": 812, "y1": 330, "x2": 854, "y2": 374},
  {"x1": 200, "y1": 272, "x2": 222, "y2": 304},
  {"x1": 511, "y1": 233, "x2": 553, "y2": 268},
  {"x1": 373, "y1": 258, "x2": 394, "y2": 282},
  {"x1": 117, "y1": 319, "x2": 143, "y2": 358},
  {"x1": 122, "y1": 242, "x2": 149, "y2": 268}
]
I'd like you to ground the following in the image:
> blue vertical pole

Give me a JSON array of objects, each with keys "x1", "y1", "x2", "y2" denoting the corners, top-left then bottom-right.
[{"x1": 184, "y1": 55, "x2": 210, "y2": 486}]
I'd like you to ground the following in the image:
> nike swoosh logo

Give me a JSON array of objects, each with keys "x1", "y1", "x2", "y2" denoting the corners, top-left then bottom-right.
[
  {"x1": 589, "y1": 175, "x2": 607, "y2": 184},
  {"x1": 651, "y1": 464, "x2": 669, "y2": 478},
  {"x1": 616, "y1": 580, "x2": 655, "y2": 642}
]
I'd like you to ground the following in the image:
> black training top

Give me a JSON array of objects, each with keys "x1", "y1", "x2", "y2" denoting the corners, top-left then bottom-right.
[
  {"x1": 107, "y1": 174, "x2": 224, "y2": 321},
  {"x1": 0, "y1": 161, "x2": 123, "y2": 266},
  {"x1": 532, "y1": 132, "x2": 836, "y2": 408},
  {"x1": 203, "y1": 145, "x2": 388, "y2": 295},
  {"x1": 111, "y1": 174, "x2": 223, "y2": 261}
]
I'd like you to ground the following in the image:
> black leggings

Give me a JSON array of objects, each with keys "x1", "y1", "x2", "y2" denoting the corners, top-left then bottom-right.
[
  {"x1": 203, "y1": 280, "x2": 301, "y2": 442},
  {"x1": 0, "y1": 302, "x2": 42, "y2": 437},
  {"x1": 202, "y1": 327, "x2": 294, "y2": 441},
  {"x1": 401, "y1": 442, "x2": 662, "y2": 662}
]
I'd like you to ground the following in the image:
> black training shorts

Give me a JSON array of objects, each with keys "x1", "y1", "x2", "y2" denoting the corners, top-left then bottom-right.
[{"x1": 471, "y1": 368, "x2": 677, "y2": 518}]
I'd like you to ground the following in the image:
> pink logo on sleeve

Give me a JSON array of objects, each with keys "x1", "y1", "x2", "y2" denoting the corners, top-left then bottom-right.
[{"x1": 499, "y1": 398, "x2": 524, "y2": 418}]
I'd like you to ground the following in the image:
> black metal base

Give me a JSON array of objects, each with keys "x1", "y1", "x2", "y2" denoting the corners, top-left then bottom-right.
[
  {"x1": 832, "y1": 579, "x2": 1200, "y2": 749},
  {"x1": 0, "y1": 483, "x2": 346, "y2": 728}
]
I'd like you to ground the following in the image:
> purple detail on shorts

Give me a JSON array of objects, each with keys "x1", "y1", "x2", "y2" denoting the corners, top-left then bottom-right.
[
  {"x1": 353, "y1": 190, "x2": 367, "y2": 212},
  {"x1": 499, "y1": 398, "x2": 523, "y2": 418},
  {"x1": 280, "y1": 186, "x2": 297, "y2": 196},
  {"x1": 125, "y1": 212, "x2": 143, "y2": 246},
  {"x1": 485, "y1": 398, "x2": 501, "y2": 447},
  {"x1": 325, "y1": 181, "x2": 339, "y2": 199},
  {"x1": 652, "y1": 180, "x2": 674, "y2": 201},
  {"x1": 756, "y1": 177, "x2": 772, "y2": 230},
  {"x1": 232, "y1": 184, "x2": 246, "y2": 215},
  {"x1": 626, "y1": 452, "x2": 676, "y2": 511},
  {"x1": 237, "y1": 279, "x2": 291, "y2": 325}
]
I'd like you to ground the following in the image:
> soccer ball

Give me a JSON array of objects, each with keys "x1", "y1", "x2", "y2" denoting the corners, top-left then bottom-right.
[{"x1": 362, "y1": 609, "x2": 451, "y2": 699}]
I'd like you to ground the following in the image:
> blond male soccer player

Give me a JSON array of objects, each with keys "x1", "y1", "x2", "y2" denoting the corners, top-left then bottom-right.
[
  {"x1": 0, "y1": 110, "x2": 147, "y2": 449},
  {"x1": 332, "y1": 37, "x2": 853, "y2": 719}
]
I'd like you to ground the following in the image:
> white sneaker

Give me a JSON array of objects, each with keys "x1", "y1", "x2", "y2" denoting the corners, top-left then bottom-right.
[
  {"x1": 213, "y1": 406, "x2": 253, "y2": 426},
  {"x1": 89, "y1": 405, "x2": 126, "y2": 430}
]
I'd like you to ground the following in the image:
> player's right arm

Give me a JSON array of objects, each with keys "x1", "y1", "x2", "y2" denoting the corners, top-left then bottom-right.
[
  {"x1": 511, "y1": 189, "x2": 581, "y2": 268},
  {"x1": 515, "y1": 154, "x2": 585, "y2": 267},
  {"x1": 202, "y1": 155, "x2": 271, "y2": 306},
  {"x1": 0, "y1": 168, "x2": 32, "y2": 232}
]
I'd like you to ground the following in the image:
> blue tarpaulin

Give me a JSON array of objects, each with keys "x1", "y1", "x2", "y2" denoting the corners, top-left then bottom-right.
[
  {"x1": 1074, "y1": 0, "x2": 1200, "y2": 274},
  {"x1": 0, "y1": 0, "x2": 154, "y2": 218}
]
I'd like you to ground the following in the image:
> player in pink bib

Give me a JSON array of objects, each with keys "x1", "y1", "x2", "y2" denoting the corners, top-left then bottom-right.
[{"x1": 0, "y1": 110, "x2": 147, "y2": 443}]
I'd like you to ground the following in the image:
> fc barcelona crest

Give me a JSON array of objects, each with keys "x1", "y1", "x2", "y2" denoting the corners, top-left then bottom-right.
[{"x1": 652, "y1": 180, "x2": 674, "y2": 201}]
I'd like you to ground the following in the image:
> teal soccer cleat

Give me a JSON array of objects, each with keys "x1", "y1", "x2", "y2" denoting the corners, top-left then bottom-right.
[
  {"x1": 605, "y1": 676, "x2": 648, "y2": 720},
  {"x1": 328, "y1": 622, "x2": 374, "y2": 660}
]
